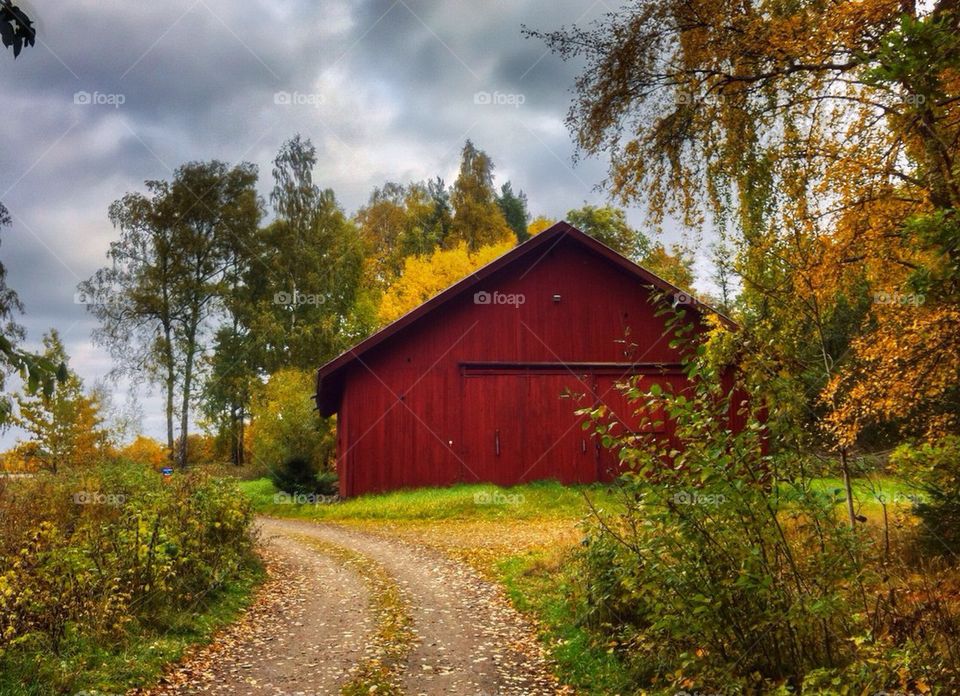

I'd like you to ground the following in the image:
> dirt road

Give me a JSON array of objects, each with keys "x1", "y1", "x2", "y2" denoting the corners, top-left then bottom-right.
[{"x1": 146, "y1": 517, "x2": 562, "y2": 695}]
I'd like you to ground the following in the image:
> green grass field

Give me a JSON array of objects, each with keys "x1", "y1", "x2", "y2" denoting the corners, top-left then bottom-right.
[
  {"x1": 239, "y1": 477, "x2": 624, "y2": 521},
  {"x1": 240, "y1": 473, "x2": 924, "y2": 522}
]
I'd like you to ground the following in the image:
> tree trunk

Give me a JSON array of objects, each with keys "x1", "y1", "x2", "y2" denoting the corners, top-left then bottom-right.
[
  {"x1": 163, "y1": 324, "x2": 176, "y2": 462},
  {"x1": 165, "y1": 370, "x2": 175, "y2": 462},
  {"x1": 230, "y1": 404, "x2": 242, "y2": 466},
  {"x1": 177, "y1": 324, "x2": 198, "y2": 469},
  {"x1": 236, "y1": 406, "x2": 246, "y2": 466},
  {"x1": 840, "y1": 448, "x2": 857, "y2": 530},
  {"x1": 238, "y1": 409, "x2": 245, "y2": 466}
]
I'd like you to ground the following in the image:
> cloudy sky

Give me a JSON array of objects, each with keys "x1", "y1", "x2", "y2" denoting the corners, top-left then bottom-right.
[{"x1": 1, "y1": 0, "x2": 705, "y2": 446}]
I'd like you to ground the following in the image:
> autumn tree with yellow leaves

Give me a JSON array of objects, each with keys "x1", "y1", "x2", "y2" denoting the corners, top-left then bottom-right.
[
  {"x1": 533, "y1": 0, "x2": 960, "y2": 524},
  {"x1": 378, "y1": 238, "x2": 517, "y2": 324},
  {"x1": 13, "y1": 331, "x2": 107, "y2": 473},
  {"x1": 448, "y1": 141, "x2": 515, "y2": 251}
]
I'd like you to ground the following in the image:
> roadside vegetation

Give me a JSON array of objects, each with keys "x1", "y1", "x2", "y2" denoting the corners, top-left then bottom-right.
[
  {"x1": 245, "y1": 461, "x2": 941, "y2": 694},
  {"x1": 0, "y1": 463, "x2": 258, "y2": 694}
]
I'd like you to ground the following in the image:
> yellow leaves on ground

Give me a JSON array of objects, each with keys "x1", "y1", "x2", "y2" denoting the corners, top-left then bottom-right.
[{"x1": 377, "y1": 237, "x2": 516, "y2": 324}]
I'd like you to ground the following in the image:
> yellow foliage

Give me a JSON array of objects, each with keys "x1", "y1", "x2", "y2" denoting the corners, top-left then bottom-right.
[
  {"x1": 119, "y1": 435, "x2": 170, "y2": 469},
  {"x1": 822, "y1": 305, "x2": 960, "y2": 446},
  {"x1": 643, "y1": 243, "x2": 695, "y2": 290},
  {"x1": 377, "y1": 238, "x2": 516, "y2": 324},
  {"x1": 527, "y1": 216, "x2": 555, "y2": 236},
  {"x1": 0, "y1": 443, "x2": 41, "y2": 473}
]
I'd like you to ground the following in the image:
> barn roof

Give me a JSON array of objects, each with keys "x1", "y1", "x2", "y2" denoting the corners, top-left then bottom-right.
[{"x1": 315, "y1": 221, "x2": 735, "y2": 415}]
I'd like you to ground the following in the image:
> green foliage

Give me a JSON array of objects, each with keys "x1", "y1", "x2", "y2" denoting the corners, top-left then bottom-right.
[
  {"x1": 890, "y1": 436, "x2": 960, "y2": 554},
  {"x1": 80, "y1": 160, "x2": 263, "y2": 466},
  {"x1": 254, "y1": 136, "x2": 365, "y2": 370},
  {"x1": 0, "y1": 203, "x2": 64, "y2": 425},
  {"x1": 566, "y1": 203, "x2": 650, "y2": 261},
  {"x1": 201, "y1": 324, "x2": 255, "y2": 466},
  {"x1": 496, "y1": 181, "x2": 530, "y2": 242},
  {"x1": 269, "y1": 456, "x2": 338, "y2": 496},
  {"x1": 356, "y1": 178, "x2": 454, "y2": 288},
  {"x1": 249, "y1": 368, "x2": 334, "y2": 478},
  {"x1": 564, "y1": 203, "x2": 696, "y2": 287},
  {"x1": 0, "y1": 463, "x2": 256, "y2": 691},
  {"x1": 574, "y1": 302, "x2": 960, "y2": 692}
]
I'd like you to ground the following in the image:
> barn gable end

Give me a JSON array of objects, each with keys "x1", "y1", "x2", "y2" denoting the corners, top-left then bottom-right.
[{"x1": 316, "y1": 221, "x2": 733, "y2": 497}]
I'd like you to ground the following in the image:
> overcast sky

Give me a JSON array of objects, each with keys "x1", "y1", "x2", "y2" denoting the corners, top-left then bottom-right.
[{"x1": 1, "y1": 0, "x2": 708, "y2": 447}]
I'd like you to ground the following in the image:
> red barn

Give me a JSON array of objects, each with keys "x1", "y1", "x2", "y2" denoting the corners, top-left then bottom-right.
[{"x1": 315, "y1": 221, "x2": 735, "y2": 497}]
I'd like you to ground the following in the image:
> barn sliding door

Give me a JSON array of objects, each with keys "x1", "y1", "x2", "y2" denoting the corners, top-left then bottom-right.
[
  {"x1": 460, "y1": 371, "x2": 595, "y2": 486},
  {"x1": 461, "y1": 368, "x2": 687, "y2": 486}
]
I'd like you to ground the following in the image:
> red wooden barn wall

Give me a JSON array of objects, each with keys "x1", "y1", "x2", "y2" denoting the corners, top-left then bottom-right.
[{"x1": 324, "y1": 230, "x2": 736, "y2": 497}]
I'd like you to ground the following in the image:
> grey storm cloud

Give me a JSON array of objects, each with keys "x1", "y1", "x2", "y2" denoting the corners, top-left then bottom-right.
[{"x1": 1, "y1": 0, "x2": 689, "y2": 447}]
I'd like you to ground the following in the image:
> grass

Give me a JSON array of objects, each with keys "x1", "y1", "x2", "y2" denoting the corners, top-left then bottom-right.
[
  {"x1": 806, "y1": 475, "x2": 925, "y2": 517},
  {"x1": 239, "y1": 477, "x2": 624, "y2": 522},
  {"x1": 0, "y1": 561, "x2": 265, "y2": 696},
  {"x1": 498, "y1": 551, "x2": 632, "y2": 695}
]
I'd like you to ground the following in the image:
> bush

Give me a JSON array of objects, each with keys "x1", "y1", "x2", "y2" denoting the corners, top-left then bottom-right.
[
  {"x1": 315, "y1": 469, "x2": 339, "y2": 496},
  {"x1": 0, "y1": 463, "x2": 255, "y2": 659},
  {"x1": 575, "y1": 308, "x2": 960, "y2": 692},
  {"x1": 269, "y1": 456, "x2": 338, "y2": 495},
  {"x1": 890, "y1": 435, "x2": 960, "y2": 554},
  {"x1": 117, "y1": 435, "x2": 170, "y2": 468}
]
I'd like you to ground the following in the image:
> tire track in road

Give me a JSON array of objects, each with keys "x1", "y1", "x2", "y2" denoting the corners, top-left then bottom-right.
[{"x1": 262, "y1": 517, "x2": 563, "y2": 696}]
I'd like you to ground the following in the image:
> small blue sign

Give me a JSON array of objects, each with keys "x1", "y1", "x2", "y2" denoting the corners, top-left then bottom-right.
[{"x1": 161, "y1": 467, "x2": 174, "y2": 477}]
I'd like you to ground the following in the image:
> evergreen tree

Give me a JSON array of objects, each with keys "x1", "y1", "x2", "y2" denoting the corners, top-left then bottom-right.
[{"x1": 497, "y1": 182, "x2": 530, "y2": 242}]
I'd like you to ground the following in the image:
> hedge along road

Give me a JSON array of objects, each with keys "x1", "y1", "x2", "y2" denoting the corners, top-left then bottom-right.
[{"x1": 143, "y1": 516, "x2": 564, "y2": 695}]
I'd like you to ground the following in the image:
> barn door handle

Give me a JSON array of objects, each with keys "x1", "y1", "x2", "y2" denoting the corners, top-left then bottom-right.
[
  {"x1": 581, "y1": 438, "x2": 587, "y2": 454},
  {"x1": 495, "y1": 429, "x2": 501, "y2": 456}
]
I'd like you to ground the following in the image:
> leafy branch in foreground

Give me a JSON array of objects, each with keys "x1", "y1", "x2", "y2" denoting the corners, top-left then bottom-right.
[
  {"x1": 0, "y1": 202, "x2": 64, "y2": 425},
  {"x1": 0, "y1": 0, "x2": 35, "y2": 58},
  {"x1": 575, "y1": 298, "x2": 960, "y2": 693}
]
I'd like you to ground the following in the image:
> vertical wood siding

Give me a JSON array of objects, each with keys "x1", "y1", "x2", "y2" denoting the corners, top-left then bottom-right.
[{"x1": 335, "y1": 236, "x2": 735, "y2": 496}]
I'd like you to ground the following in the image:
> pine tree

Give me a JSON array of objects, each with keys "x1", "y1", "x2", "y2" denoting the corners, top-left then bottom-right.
[{"x1": 496, "y1": 182, "x2": 530, "y2": 242}]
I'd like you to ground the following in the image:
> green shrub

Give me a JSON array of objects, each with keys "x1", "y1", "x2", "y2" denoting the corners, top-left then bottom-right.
[
  {"x1": 270, "y1": 456, "x2": 338, "y2": 495},
  {"x1": 890, "y1": 435, "x2": 960, "y2": 554},
  {"x1": 575, "y1": 306, "x2": 960, "y2": 693},
  {"x1": 315, "y1": 469, "x2": 339, "y2": 496},
  {"x1": 0, "y1": 463, "x2": 255, "y2": 660}
]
